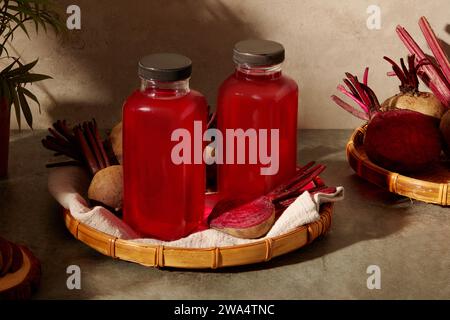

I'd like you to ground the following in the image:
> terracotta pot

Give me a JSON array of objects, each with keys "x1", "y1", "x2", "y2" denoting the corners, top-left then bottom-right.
[{"x1": 0, "y1": 99, "x2": 10, "y2": 178}]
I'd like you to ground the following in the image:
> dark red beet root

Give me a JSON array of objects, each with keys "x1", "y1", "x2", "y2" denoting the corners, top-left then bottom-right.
[{"x1": 364, "y1": 110, "x2": 442, "y2": 173}]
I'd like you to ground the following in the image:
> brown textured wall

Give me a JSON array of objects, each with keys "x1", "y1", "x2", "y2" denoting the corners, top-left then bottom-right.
[{"x1": 8, "y1": 0, "x2": 450, "y2": 129}]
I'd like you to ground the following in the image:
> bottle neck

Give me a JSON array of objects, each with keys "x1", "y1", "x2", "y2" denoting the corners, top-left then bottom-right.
[
  {"x1": 235, "y1": 63, "x2": 282, "y2": 80},
  {"x1": 140, "y1": 78, "x2": 190, "y2": 98}
]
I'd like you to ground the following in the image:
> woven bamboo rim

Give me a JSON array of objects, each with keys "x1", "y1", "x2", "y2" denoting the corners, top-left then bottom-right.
[
  {"x1": 347, "y1": 125, "x2": 450, "y2": 206},
  {"x1": 62, "y1": 203, "x2": 333, "y2": 269}
]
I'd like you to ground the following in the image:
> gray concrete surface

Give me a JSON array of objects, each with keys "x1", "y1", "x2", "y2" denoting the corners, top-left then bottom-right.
[{"x1": 0, "y1": 130, "x2": 449, "y2": 299}]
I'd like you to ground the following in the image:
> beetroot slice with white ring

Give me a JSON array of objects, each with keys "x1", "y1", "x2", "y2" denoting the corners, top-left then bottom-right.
[
  {"x1": 208, "y1": 197, "x2": 275, "y2": 239},
  {"x1": 208, "y1": 163, "x2": 327, "y2": 239}
]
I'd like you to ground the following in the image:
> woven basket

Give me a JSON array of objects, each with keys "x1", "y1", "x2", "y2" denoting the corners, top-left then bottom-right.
[
  {"x1": 62, "y1": 202, "x2": 333, "y2": 269},
  {"x1": 347, "y1": 125, "x2": 450, "y2": 205}
]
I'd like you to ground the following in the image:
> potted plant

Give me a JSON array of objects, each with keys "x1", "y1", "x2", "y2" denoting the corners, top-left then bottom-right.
[{"x1": 0, "y1": 0, "x2": 62, "y2": 178}]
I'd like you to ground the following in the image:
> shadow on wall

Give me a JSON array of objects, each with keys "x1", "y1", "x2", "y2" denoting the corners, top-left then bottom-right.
[
  {"x1": 426, "y1": 25, "x2": 450, "y2": 68},
  {"x1": 46, "y1": 0, "x2": 259, "y2": 128},
  {"x1": 442, "y1": 24, "x2": 450, "y2": 56}
]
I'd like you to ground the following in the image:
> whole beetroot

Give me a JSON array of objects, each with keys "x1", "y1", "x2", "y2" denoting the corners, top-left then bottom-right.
[
  {"x1": 381, "y1": 55, "x2": 446, "y2": 119},
  {"x1": 331, "y1": 68, "x2": 443, "y2": 173},
  {"x1": 364, "y1": 110, "x2": 441, "y2": 172}
]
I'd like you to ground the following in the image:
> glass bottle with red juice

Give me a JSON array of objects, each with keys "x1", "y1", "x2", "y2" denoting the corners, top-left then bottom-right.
[
  {"x1": 217, "y1": 40, "x2": 298, "y2": 201},
  {"x1": 123, "y1": 53, "x2": 207, "y2": 240}
]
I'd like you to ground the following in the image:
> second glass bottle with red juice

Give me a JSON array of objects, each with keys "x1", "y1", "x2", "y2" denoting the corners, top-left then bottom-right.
[
  {"x1": 217, "y1": 40, "x2": 298, "y2": 201},
  {"x1": 123, "y1": 53, "x2": 207, "y2": 240}
]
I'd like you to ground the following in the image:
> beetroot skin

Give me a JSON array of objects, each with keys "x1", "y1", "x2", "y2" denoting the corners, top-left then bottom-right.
[{"x1": 364, "y1": 109, "x2": 442, "y2": 173}]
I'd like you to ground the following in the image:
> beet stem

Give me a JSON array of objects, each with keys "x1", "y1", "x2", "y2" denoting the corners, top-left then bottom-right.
[
  {"x1": 94, "y1": 119, "x2": 111, "y2": 167},
  {"x1": 419, "y1": 16, "x2": 450, "y2": 85},
  {"x1": 343, "y1": 78, "x2": 361, "y2": 100},
  {"x1": 53, "y1": 120, "x2": 77, "y2": 145},
  {"x1": 337, "y1": 84, "x2": 369, "y2": 113},
  {"x1": 384, "y1": 56, "x2": 408, "y2": 86},
  {"x1": 396, "y1": 24, "x2": 450, "y2": 107},
  {"x1": 345, "y1": 73, "x2": 371, "y2": 108},
  {"x1": 269, "y1": 161, "x2": 315, "y2": 195},
  {"x1": 41, "y1": 138, "x2": 82, "y2": 161},
  {"x1": 207, "y1": 111, "x2": 216, "y2": 129},
  {"x1": 363, "y1": 67, "x2": 369, "y2": 86},
  {"x1": 83, "y1": 122, "x2": 105, "y2": 170},
  {"x1": 271, "y1": 164, "x2": 326, "y2": 203},
  {"x1": 74, "y1": 125, "x2": 100, "y2": 175},
  {"x1": 331, "y1": 95, "x2": 370, "y2": 120}
]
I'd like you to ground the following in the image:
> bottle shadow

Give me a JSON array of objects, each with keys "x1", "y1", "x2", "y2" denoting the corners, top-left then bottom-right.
[
  {"x1": 177, "y1": 138, "x2": 413, "y2": 274},
  {"x1": 210, "y1": 168, "x2": 412, "y2": 273},
  {"x1": 440, "y1": 39, "x2": 450, "y2": 56},
  {"x1": 424, "y1": 24, "x2": 449, "y2": 67},
  {"x1": 439, "y1": 33, "x2": 450, "y2": 57}
]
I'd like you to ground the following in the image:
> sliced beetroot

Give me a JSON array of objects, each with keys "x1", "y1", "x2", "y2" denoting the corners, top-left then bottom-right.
[
  {"x1": 364, "y1": 109, "x2": 442, "y2": 173},
  {"x1": 9, "y1": 242, "x2": 23, "y2": 274},
  {"x1": 209, "y1": 197, "x2": 275, "y2": 239},
  {"x1": 210, "y1": 196, "x2": 274, "y2": 229},
  {"x1": 211, "y1": 213, "x2": 275, "y2": 239},
  {"x1": 0, "y1": 237, "x2": 13, "y2": 276},
  {"x1": 208, "y1": 163, "x2": 328, "y2": 239}
]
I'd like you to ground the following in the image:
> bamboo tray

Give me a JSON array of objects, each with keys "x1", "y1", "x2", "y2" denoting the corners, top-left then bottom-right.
[
  {"x1": 347, "y1": 125, "x2": 450, "y2": 205},
  {"x1": 62, "y1": 202, "x2": 333, "y2": 269}
]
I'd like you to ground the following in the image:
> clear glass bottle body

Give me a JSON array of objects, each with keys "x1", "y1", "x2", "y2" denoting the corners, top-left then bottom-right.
[
  {"x1": 217, "y1": 63, "x2": 298, "y2": 201},
  {"x1": 123, "y1": 78, "x2": 207, "y2": 240}
]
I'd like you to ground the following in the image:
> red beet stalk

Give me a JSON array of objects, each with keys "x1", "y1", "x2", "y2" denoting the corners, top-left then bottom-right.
[
  {"x1": 279, "y1": 186, "x2": 337, "y2": 208},
  {"x1": 330, "y1": 68, "x2": 380, "y2": 121},
  {"x1": 419, "y1": 17, "x2": 450, "y2": 85},
  {"x1": 42, "y1": 119, "x2": 114, "y2": 176},
  {"x1": 396, "y1": 18, "x2": 450, "y2": 108}
]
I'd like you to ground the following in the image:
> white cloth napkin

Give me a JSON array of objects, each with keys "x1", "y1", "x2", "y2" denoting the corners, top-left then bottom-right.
[{"x1": 48, "y1": 166, "x2": 344, "y2": 248}]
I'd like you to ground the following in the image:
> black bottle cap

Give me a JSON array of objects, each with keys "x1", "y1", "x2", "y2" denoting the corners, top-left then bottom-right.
[
  {"x1": 233, "y1": 39, "x2": 285, "y2": 66},
  {"x1": 138, "y1": 53, "x2": 192, "y2": 81}
]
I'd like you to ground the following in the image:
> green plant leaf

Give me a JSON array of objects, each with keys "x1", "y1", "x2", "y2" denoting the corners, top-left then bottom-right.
[
  {"x1": 12, "y1": 73, "x2": 52, "y2": 83},
  {"x1": 2, "y1": 0, "x2": 63, "y2": 48},
  {"x1": 18, "y1": 87, "x2": 32, "y2": 128},
  {"x1": 2, "y1": 11, "x2": 31, "y2": 39},
  {"x1": 0, "y1": 0, "x2": 63, "y2": 127},
  {"x1": 1, "y1": 16, "x2": 33, "y2": 47},
  {"x1": 5, "y1": 59, "x2": 38, "y2": 77},
  {"x1": 0, "y1": 45, "x2": 10, "y2": 57},
  {"x1": 19, "y1": 86, "x2": 40, "y2": 112},
  {"x1": 0, "y1": 57, "x2": 20, "y2": 75}
]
